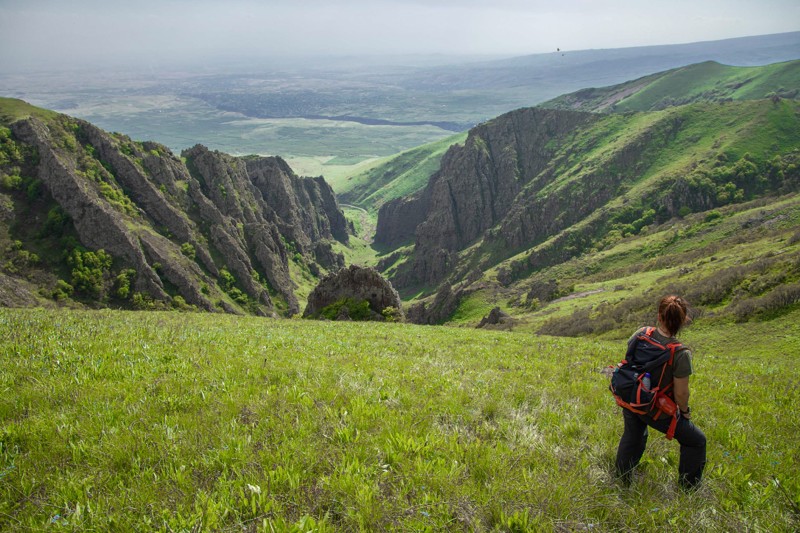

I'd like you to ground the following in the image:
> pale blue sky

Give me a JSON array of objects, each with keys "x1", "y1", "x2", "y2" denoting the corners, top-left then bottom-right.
[{"x1": 1, "y1": 0, "x2": 798, "y2": 71}]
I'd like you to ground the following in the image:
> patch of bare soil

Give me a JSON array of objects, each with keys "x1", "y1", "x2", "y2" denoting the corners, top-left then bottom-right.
[
  {"x1": 596, "y1": 82, "x2": 650, "y2": 111},
  {"x1": 552, "y1": 288, "x2": 605, "y2": 304}
]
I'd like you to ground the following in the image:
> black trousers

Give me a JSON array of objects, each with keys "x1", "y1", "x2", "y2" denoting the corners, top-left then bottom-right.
[{"x1": 615, "y1": 409, "x2": 707, "y2": 488}]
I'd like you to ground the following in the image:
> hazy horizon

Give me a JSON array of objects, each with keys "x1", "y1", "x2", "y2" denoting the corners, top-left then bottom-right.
[{"x1": 1, "y1": 0, "x2": 799, "y2": 73}]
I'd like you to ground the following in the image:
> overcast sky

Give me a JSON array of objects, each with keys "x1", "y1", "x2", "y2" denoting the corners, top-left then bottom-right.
[{"x1": 1, "y1": 0, "x2": 798, "y2": 71}]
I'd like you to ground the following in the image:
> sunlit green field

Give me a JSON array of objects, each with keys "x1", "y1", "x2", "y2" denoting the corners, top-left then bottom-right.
[
  {"x1": 18, "y1": 94, "x2": 455, "y2": 165},
  {"x1": 1, "y1": 308, "x2": 798, "y2": 531}
]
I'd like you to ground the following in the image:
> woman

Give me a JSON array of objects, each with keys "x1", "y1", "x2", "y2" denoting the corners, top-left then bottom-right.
[{"x1": 615, "y1": 295, "x2": 707, "y2": 490}]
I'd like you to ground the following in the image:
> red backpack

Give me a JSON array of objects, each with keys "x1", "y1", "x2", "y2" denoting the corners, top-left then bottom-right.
[{"x1": 609, "y1": 327, "x2": 682, "y2": 439}]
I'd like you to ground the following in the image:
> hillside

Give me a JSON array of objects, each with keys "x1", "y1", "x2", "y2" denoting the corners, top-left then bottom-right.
[
  {"x1": 454, "y1": 193, "x2": 800, "y2": 336},
  {"x1": 337, "y1": 59, "x2": 800, "y2": 216},
  {"x1": 373, "y1": 99, "x2": 800, "y2": 326},
  {"x1": 0, "y1": 98, "x2": 350, "y2": 316},
  {"x1": 542, "y1": 59, "x2": 800, "y2": 113},
  {"x1": 336, "y1": 132, "x2": 467, "y2": 211},
  {"x1": 1, "y1": 307, "x2": 798, "y2": 530}
]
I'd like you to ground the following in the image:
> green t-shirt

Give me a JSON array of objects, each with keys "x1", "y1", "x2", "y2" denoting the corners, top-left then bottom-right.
[{"x1": 628, "y1": 327, "x2": 693, "y2": 383}]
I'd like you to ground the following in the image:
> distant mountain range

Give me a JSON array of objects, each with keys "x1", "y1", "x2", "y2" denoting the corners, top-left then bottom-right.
[
  {"x1": 394, "y1": 31, "x2": 800, "y2": 97},
  {"x1": 184, "y1": 32, "x2": 800, "y2": 128}
]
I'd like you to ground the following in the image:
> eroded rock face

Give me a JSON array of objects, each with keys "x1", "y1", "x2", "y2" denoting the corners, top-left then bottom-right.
[
  {"x1": 12, "y1": 119, "x2": 175, "y2": 304},
  {"x1": 303, "y1": 265, "x2": 403, "y2": 320},
  {"x1": 376, "y1": 106, "x2": 693, "y2": 293},
  {"x1": 6, "y1": 115, "x2": 348, "y2": 316},
  {"x1": 405, "y1": 284, "x2": 461, "y2": 325},
  {"x1": 376, "y1": 107, "x2": 598, "y2": 289},
  {"x1": 374, "y1": 187, "x2": 431, "y2": 249}
]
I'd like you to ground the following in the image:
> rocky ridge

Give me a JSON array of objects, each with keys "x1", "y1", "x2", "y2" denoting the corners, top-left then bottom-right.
[
  {"x1": 376, "y1": 107, "x2": 600, "y2": 288},
  {"x1": 1, "y1": 107, "x2": 349, "y2": 315},
  {"x1": 375, "y1": 100, "x2": 800, "y2": 321}
]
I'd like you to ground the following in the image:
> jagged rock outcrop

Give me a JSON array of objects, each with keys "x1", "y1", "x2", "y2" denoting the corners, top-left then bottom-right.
[
  {"x1": 405, "y1": 284, "x2": 462, "y2": 325},
  {"x1": 477, "y1": 307, "x2": 515, "y2": 330},
  {"x1": 2, "y1": 107, "x2": 349, "y2": 316},
  {"x1": 303, "y1": 265, "x2": 403, "y2": 320},
  {"x1": 376, "y1": 106, "x2": 700, "y2": 291},
  {"x1": 183, "y1": 145, "x2": 294, "y2": 312},
  {"x1": 12, "y1": 118, "x2": 175, "y2": 303},
  {"x1": 377, "y1": 107, "x2": 599, "y2": 288},
  {"x1": 245, "y1": 156, "x2": 349, "y2": 266},
  {"x1": 374, "y1": 187, "x2": 431, "y2": 248}
]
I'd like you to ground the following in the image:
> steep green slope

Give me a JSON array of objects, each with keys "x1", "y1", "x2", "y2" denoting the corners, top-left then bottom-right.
[
  {"x1": 450, "y1": 192, "x2": 800, "y2": 334},
  {"x1": 542, "y1": 60, "x2": 800, "y2": 113},
  {"x1": 0, "y1": 97, "x2": 59, "y2": 124},
  {"x1": 337, "y1": 59, "x2": 798, "y2": 216},
  {"x1": 336, "y1": 132, "x2": 467, "y2": 211},
  {"x1": 375, "y1": 100, "x2": 799, "y2": 325}
]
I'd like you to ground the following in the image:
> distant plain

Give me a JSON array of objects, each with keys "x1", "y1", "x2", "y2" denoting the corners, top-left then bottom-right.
[{"x1": 2, "y1": 32, "x2": 797, "y2": 188}]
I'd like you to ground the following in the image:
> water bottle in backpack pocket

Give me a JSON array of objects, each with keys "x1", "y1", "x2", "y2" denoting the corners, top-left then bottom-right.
[
  {"x1": 634, "y1": 372, "x2": 655, "y2": 406},
  {"x1": 610, "y1": 365, "x2": 656, "y2": 414}
]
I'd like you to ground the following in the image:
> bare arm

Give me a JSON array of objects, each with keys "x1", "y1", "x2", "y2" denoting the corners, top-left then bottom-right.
[{"x1": 673, "y1": 376, "x2": 691, "y2": 418}]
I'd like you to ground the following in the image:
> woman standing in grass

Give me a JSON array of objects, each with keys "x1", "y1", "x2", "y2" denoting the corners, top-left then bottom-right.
[{"x1": 615, "y1": 295, "x2": 707, "y2": 490}]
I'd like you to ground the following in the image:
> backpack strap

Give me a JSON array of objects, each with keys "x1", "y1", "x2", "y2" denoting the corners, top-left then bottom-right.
[
  {"x1": 613, "y1": 394, "x2": 649, "y2": 415},
  {"x1": 666, "y1": 415, "x2": 679, "y2": 440},
  {"x1": 666, "y1": 342, "x2": 683, "y2": 364}
]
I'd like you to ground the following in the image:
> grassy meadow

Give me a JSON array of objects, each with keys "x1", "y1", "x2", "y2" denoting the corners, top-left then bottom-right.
[{"x1": 1, "y1": 308, "x2": 798, "y2": 531}]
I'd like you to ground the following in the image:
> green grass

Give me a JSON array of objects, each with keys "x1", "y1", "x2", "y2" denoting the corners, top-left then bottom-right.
[
  {"x1": 0, "y1": 97, "x2": 58, "y2": 126},
  {"x1": 542, "y1": 60, "x2": 800, "y2": 113},
  {"x1": 333, "y1": 236, "x2": 380, "y2": 269},
  {"x1": 337, "y1": 132, "x2": 468, "y2": 210},
  {"x1": 281, "y1": 156, "x2": 383, "y2": 184},
  {"x1": 461, "y1": 192, "x2": 800, "y2": 342},
  {"x1": 1, "y1": 308, "x2": 798, "y2": 531},
  {"x1": 615, "y1": 60, "x2": 800, "y2": 112},
  {"x1": 334, "y1": 207, "x2": 381, "y2": 268},
  {"x1": 449, "y1": 292, "x2": 503, "y2": 326}
]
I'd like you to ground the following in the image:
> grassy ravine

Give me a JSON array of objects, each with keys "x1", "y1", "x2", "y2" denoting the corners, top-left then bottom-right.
[{"x1": 1, "y1": 309, "x2": 798, "y2": 531}]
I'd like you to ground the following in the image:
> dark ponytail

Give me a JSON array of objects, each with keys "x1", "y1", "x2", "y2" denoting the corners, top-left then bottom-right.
[{"x1": 658, "y1": 295, "x2": 690, "y2": 336}]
